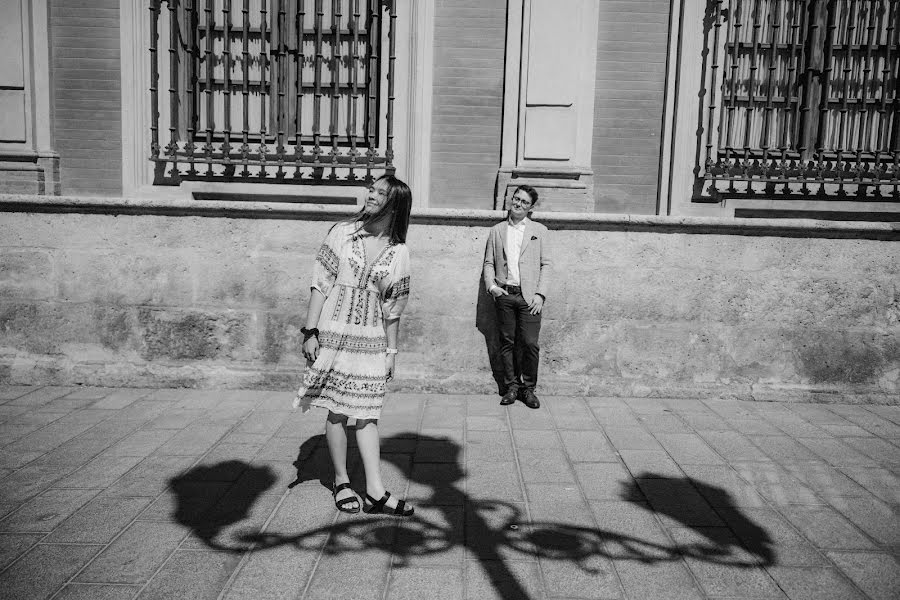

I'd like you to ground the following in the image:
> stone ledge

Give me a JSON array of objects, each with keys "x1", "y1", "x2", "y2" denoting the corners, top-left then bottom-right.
[{"x1": 1, "y1": 193, "x2": 898, "y2": 239}]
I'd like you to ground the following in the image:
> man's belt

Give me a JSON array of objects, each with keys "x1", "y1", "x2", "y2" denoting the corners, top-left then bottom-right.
[{"x1": 502, "y1": 284, "x2": 522, "y2": 294}]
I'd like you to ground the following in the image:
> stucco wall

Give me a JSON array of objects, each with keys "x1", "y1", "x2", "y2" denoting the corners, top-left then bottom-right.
[{"x1": 1, "y1": 205, "x2": 898, "y2": 403}]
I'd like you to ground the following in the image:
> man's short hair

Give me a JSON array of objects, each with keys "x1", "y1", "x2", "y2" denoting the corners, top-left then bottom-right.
[{"x1": 514, "y1": 185, "x2": 538, "y2": 207}]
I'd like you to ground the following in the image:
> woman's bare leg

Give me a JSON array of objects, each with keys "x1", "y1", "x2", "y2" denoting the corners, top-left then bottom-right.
[
  {"x1": 325, "y1": 411, "x2": 358, "y2": 509},
  {"x1": 356, "y1": 418, "x2": 410, "y2": 511}
]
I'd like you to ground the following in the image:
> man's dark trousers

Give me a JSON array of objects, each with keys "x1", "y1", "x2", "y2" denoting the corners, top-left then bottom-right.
[{"x1": 495, "y1": 288, "x2": 541, "y2": 392}]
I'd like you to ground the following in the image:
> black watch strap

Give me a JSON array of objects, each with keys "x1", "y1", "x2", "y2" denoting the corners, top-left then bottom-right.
[{"x1": 301, "y1": 327, "x2": 319, "y2": 340}]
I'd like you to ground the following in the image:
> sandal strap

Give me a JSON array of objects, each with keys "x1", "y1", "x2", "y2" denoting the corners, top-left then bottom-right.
[
  {"x1": 333, "y1": 482, "x2": 353, "y2": 494},
  {"x1": 336, "y1": 496, "x2": 359, "y2": 508},
  {"x1": 394, "y1": 499, "x2": 407, "y2": 515},
  {"x1": 366, "y1": 491, "x2": 390, "y2": 511}
]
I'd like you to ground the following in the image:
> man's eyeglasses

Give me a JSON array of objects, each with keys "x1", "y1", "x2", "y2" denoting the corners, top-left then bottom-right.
[{"x1": 510, "y1": 197, "x2": 533, "y2": 207}]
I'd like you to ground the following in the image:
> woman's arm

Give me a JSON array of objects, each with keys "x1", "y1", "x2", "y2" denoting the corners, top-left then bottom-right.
[
  {"x1": 302, "y1": 288, "x2": 326, "y2": 361},
  {"x1": 384, "y1": 317, "x2": 400, "y2": 381}
]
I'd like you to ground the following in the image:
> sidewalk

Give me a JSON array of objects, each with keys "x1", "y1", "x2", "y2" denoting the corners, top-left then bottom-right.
[{"x1": 0, "y1": 385, "x2": 898, "y2": 600}]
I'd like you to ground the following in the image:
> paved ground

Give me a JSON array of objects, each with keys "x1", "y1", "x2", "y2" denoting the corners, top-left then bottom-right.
[{"x1": 0, "y1": 385, "x2": 898, "y2": 600}]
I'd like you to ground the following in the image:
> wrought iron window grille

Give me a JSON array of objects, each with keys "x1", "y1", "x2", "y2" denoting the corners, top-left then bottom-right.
[
  {"x1": 149, "y1": 0, "x2": 396, "y2": 186},
  {"x1": 701, "y1": 0, "x2": 900, "y2": 199}
]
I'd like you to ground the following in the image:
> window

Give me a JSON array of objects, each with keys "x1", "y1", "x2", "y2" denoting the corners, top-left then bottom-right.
[
  {"x1": 149, "y1": 0, "x2": 396, "y2": 184},
  {"x1": 703, "y1": 0, "x2": 899, "y2": 196}
]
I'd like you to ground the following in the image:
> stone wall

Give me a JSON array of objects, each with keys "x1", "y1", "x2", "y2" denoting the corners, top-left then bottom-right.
[{"x1": 1, "y1": 203, "x2": 898, "y2": 402}]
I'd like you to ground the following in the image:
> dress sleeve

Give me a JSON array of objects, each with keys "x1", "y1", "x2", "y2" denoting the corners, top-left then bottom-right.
[
  {"x1": 381, "y1": 244, "x2": 411, "y2": 320},
  {"x1": 311, "y1": 223, "x2": 344, "y2": 297}
]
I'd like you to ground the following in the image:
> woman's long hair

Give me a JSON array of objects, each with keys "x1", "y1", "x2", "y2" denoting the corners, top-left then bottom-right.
[{"x1": 349, "y1": 174, "x2": 412, "y2": 244}]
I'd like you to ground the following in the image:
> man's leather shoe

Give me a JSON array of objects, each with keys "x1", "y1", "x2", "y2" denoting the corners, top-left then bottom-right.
[
  {"x1": 500, "y1": 387, "x2": 519, "y2": 406},
  {"x1": 522, "y1": 388, "x2": 540, "y2": 409}
]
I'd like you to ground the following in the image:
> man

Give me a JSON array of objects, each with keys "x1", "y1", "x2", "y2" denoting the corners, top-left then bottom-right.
[{"x1": 483, "y1": 185, "x2": 552, "y2": 409}]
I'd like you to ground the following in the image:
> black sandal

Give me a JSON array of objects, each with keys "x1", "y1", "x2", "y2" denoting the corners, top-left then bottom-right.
[
  {"x1": 363, "y1": 491, "x2": 414, "y2": 517},
  {"x1": 333, "y1": 482, "x2": 360, "y2": 514}
]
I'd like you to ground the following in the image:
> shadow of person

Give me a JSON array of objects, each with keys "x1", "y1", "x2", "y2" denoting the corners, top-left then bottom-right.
[
  {"x1": 475, "y1": 276, "x2": 507, "y2": 395},
  {"x1": 287, "y1": 433, "x2": 333, "y2": 491},
  {"x1": 169, "y1": 461, "x2": 276, "y2": 551},
  {"x1": 620, "y1": 473, "x2": 774, "y2": 566}
]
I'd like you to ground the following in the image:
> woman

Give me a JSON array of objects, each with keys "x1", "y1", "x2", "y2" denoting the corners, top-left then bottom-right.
[{"x1": 293, "y1": 174, "x2": 414, "y2": 517}]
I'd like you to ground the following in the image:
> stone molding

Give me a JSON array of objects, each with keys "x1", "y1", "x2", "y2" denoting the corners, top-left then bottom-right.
[{"x1": 1, "y1": 193, "x2": 898, "y2": 240}]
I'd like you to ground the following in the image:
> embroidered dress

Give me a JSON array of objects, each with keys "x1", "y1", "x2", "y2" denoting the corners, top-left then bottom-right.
[{"x1": 293, "y1": 222, "x2": 411, "y2": 420}]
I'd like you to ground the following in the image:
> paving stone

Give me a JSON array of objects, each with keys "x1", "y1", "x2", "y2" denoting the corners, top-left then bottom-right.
[
  {"x1": 222, "y1": 543, "x2": 320, "y2": 600},
  {"x1": 677, "y1": 411, "x2": 732, "y2": 431},
  {"x1": 617, "y1": 449, "x2": 683, "y2": 479},
  {"x1": 614, "y1": 559, "x2": 704, "y2": 600},
  {"x1": 54, "y1": 584, "x2": 143, "y2": 600},
  {"x1": 422, "y1": 398, "x2": 466, "y2": 429},
  {"x1": 154, "y1": 424, "x2": 232, "y2": 456},
  {"x1": 546, "y1": 396, "x2": 597, "y2": 430},
  {"x1": 512, "y1": 429, "x2": 562, "y2": 450},
  {"x1": 779, "y1": 506, "x2": 876, "y2": 550},
  {"x1": 559, "y1": 430, "x2": 619, "y2": 462},
  {"x1": 47, "y1": 495, "x2": 153, "y2": 543},
  {"x1": 840, "y1": 436, "x2": 900, "y2": 467},
  {"x1": 143, "y1": 409, "x2": 206, "y2": 430},
  {"x1": 681, "y1": 555, "x2": 785, "y2": 598},
  {"x1": 796, "y1": 437, "x2": 878, "y2": 467},
  {"x1": 506, "y1": 405, "x2": 555, "y2": 430},
  {"x1": 516, "y1": 448, "x2": 575, "y2": 483},
  {"x1": 0, "y1": 464, "x2": 78, "y2": 504},
  {"x1": 387, "y1": 566, "x2": 463, "y2": 600},
  {"x1": 574, "y1": 462, "x2": 633, "y2": 501},
  {"x1": 748, "y1": 435, "x2": 822, "y2": 463},
  {"x1": 234, "y1": 410, "x2": 291, "y2": 435},
  {"x1": 7, "y1": 386, "x2": 74, "y2": 407},
  {"x1": 100, "y1": 455, "x2": 197, "y2": 497},
  {"x1": 465, "y1": 415, "x2": 508, "y2": 431},
  {"x1": 103, "y1": 429, "x2": 179, "y2": 457},
  {"x1": 265, "y1": 485, "x2": 336, "y2": 538},
  {"x1": 766, "y1": 566, "x2": 866, "y2": 600},
  {"x1": 867, "y1": 405, "x2": 900, "y2": 424},
  {"x1": 635, "y1": 478, "x2": 724, "y2": 528},
  {"x1": 588, "y1": 501, "x2": 673, "y2": 558},
  {"x1": 136, "y1": 549, "x2": 240, "y2": 600},
  {"x1": 465, "y1": 430, "x2": 515, "y2": 463},
  {"x1": 88, "y1": 388, "x2": 153, "y2": 410},
  {"x1": 604, "y1": 426, "x2": 662, "y2": 452},
  {"x1": 464, "y1": 460, "x2": 523, "y2": 502},
  {"x1": 716, "y1": 507, "x2": 827, "y2": 566},
  {"x1": 635, "y1": 412, "x2": 693, "y2": 434},
  {"x1": 527, "y1": 490, "x2": 595, "y2": 529},
  {"x1": 141, "y1": 481, "x2": 232, "y2": 522},
  {"x1": 408, "y1": 463, "x2": 468, "y2": 504},
  {"x1": 678, "y1": 464, "x2": 768, "y2": 508},
  {"x1": 0, "y1": 451, "x2": 44, "y2": 470},
  {"x1": 818, "y1": 423, "x2": 874, "y2": 437},
  {"x1": 763, "y1": 413, "x2": 829, "y2": 438},
  {"x1": 0, "y1": 410, "x2": 69, "y2": 446},
  {"x1": 703, "y1": 400, "x2": 759, "y2": 420},
  {"x1": 465, "y1": 559, "x2": 543, "y2": 600},
  {"x1": 824, "y1": 494, "x2": 900, "y2": 546},
  {"x1": 726, "y1": 418, "x2": 783, "y2": 436},
  {"x1": 57, "y1": 454, "x2": 146, "y2": 489},
  {"x1": 781, "y1": 463, "x2": 870, "y2": 498},
  {"x1": 304, "y1": 563, "x2": 388, "y2": 600},
  {"x1": 0, "y1": 532, "x2": 42, "y2": 570},
  {"x1": 839, "y1": 466, "x2": 900, "y2": 504},
  {"x1": 181, "y1": 486, "x2": 281, "y2": 551},
  {"x1": 654, "y1": 433, "x2": 726, "y2": 465},
  {"x1": 0, "y1": 487, "x2": 100, "y2": 532},
  {"x1": 416, "y1": 436, "x2": 465, "y2": 463},
  {"x1": 193, "y1": 443, "x2": 263, "y2": 481},
  {"x1": 731, "y1": 463, "x2": 822, "y2": 506},
  {"x1": 0, "y1": 404, "x2": 31, "y2": 424},
  {"x1": 0, "y1": 385, "x2": 37, "y2": 401},
  {"x1": 829, "y1": 406, "x2": 900, "y2": 438},
  {"x1": 788, "y1": 404, "x2": 851, "y2": 426},
  {"x1": 698, "y1": 430, "x2": 772, "y2": 462},
  {"x1": 466, "y1": 395, "x2": 508, "y2": 417},
  {"x1": 76, "y1": 521, "x2": 187, "y2": 583},
  {"x1": 0, "y1": 543, "x2": 100, "y2": 600},
  {"x1": 538, "y1": 554, "x2": 622, "y2": 599},
  {"x1": 590, "y1": 406, "x2": 644, "y2": 429},
  {"x1": 464, "y1": 501, "x2": 537, "y2": 563},
  {"x1": 5, "y1": 410, "x2": 114, "y2": 454},
  {"x1": 826, "y1": 551, "x2": 900, "y2": 600}
]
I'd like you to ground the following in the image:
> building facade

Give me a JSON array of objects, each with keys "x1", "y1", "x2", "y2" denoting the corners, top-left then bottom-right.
[{"x1": 1, "y1": 0, "x2": 898, "y2": 401}]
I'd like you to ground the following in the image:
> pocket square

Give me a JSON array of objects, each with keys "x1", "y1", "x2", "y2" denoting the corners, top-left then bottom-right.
[{"x1": 531, "y1": 235, "x2": 538, "y2": 240}]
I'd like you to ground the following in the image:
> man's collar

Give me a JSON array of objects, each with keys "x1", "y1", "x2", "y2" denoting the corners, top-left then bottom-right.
[{"x1": 506, "y1": 216, "x2": 530, "y2": 229}]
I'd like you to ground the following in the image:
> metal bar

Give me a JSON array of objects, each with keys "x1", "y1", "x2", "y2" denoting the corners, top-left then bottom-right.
[
  {"x1": 185, "y1": 0, "x2": 196, "y2": 167},
  {"x1": 781, "y1": 0, "x2": 803, "y2": 168},
  {"x1": 295, "y1": 0, "x2": 305, "y2": 153},
  {"x1": 276, "y1": 0, "x2": 287, "y2": 158},
  {"x1": 706, "y1": 0, "x2": 724, "y2": 171},
  {"x1": 366, "y1": 0, "x2": 379, "y2": 177},
  {"x1": 723, "y1": 0, "x2": 742, "y2": 164},
  {"x1": 241, "y1": 0, "x2": 250, "y2": 171},
  {"x1": 313, "y1": 0, "x2": 324, "y2": 162},
  {"x1": 761, "y1": 0, "x2": 782, "y2": 170},
  {"x1": 168, "y1": 0, "x2": 180, "y2": 157},
  {"x1": 223, "y1": 0, "x2": 233, "y2": 161},
  {"x1": 742, "y1": 0, "x2": 763, "y2": 175},
  {"x1": 876, "y1": 0, "x2": 896, "y2": 176},
  {"x1": 835, "y1": 0, "x2": 859, "y2": 171},
  {"x1": 385, "y1": 0, "x2": 396, "y2": 169},
  {"x1": 815, "y1": 0, "x2": 838, "y2": 169},
  {"x1": 349, "y1": 0, "x2": 361, "y2": 170},
  {"x1": 260, "y1": 0, "x2": 269, "y2": 162},
  {"x1": 204, "y1": 0, "x2": 215, "y2": 158},
  {"x1": 800, "y1": 0, "x2": 823, "y2": 162},
  {"x1": 150, "y1": 1, "x2": 161, "y2": 159},
  {"x1": 331, "y1": 0, "x2": 342, "y2": 167},
  {"x1": 855, "y1": 0, "x2": 879, "y2": 177}
]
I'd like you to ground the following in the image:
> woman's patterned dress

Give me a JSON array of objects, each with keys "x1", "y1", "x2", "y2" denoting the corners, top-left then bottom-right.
[{"x1": 293, "y1": 222, "x2": 411, "y2": 420}]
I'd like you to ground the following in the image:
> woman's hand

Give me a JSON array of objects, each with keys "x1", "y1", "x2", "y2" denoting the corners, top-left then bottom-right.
[
  {"x1": 302, "y1": 336, "x2": 319, "y2": 363},
  {"x1": 385, "y1": 354, "x2": 396, "y2": 382}
]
